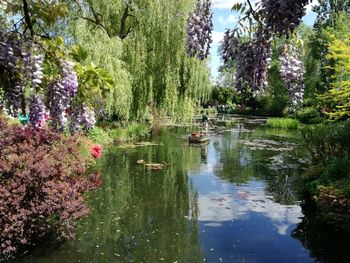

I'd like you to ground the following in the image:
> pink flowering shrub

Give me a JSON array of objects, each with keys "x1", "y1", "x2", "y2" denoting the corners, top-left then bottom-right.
[{"x1": 0, "y1": 117, "x2": 98, "y2": 256}]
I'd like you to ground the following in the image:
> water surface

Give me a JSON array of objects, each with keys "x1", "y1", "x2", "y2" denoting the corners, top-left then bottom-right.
[{"x1": 13, "y1": 117, "x2": 349, "y2": 262}]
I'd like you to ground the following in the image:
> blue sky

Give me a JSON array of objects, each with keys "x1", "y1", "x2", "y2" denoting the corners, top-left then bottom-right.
[{"x1": 209, "y1": 0, "x2": 319, "y2": 81}]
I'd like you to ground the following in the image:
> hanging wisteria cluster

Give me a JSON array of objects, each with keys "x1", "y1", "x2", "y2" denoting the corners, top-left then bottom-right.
[
  {"x1": 186, "y1": 0, "x2": 213, "y2": 60},
  {"x1": 46, "y1": 60, "x2": 79, "y2": 132},
  {"x1": 0, "y1": 29, "x2": 95, "y2": 133},
  {"x1": 0, "y1": 32, "x2": 24, "y2": 116},
  {"x1": 219, "y1": 0, "x2": 312, "y2": 100},
  {"x1": 261, "y1": 0, "x2": 310, "y2": 36},
  {"x1": 220, "y1": 29, "x2": 271, "y2": 95},
  {"x1": 29, "y1": 94, "x2": 46, "y2": 128},
  {"x1": 68, "y1": 105, "x2": 96, "y2": 134},
  {"x1": 61, "y1": 60, "x2": 78, "y2": 97},
  {"x1": 280, "y1": 43, "x2": 305, "y2": 107},
  {"x1": 30, "y1": 55, "x2": 44, "y2": 88}
]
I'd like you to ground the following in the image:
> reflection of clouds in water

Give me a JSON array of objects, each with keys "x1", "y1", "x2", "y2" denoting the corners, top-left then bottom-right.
[
  {"x1": 198, "y1": 184, "x2": 302, "y2": 235},
  {"x1": 239, "y1": 148, "x2": 251, "y2": 166}
]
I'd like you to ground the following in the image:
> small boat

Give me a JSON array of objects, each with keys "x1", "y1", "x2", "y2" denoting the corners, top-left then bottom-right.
[{"x1": 189, "y1": 132, "x2": 210, "y2": 144}]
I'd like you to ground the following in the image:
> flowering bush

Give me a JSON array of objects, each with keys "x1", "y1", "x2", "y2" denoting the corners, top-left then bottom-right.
[
  {"x1": 0, "y1": 117, "x2": 99, "y2": 256},
  {"x1": 90, "y1": 144, "x2": 103, "y2": 159}
]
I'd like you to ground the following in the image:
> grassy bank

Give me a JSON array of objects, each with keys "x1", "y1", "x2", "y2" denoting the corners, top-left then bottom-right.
[
  {"x1": 87, "y1": 123, "x2": 151, "y2": 145},
  {"x1": 266, "y1": 118, "x2": 300, "y2": 129}
]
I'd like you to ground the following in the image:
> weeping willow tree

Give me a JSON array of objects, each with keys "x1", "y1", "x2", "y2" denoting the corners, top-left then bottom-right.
[
  {"x1": 65, "y1": 0, "x2": 211, "y2": 122},
  {"x1": 72, "y1": 24, "x2": 132, "y2": 121},
  {"x1": 121, "y1": 0, "x2": 211, "y2": 120}
]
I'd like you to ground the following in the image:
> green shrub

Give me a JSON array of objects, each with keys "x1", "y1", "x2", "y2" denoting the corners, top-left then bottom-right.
[
  {"x1": 266, "y1": 118, "x2": 300, "y2": 129},
  {"x1": 127, "y1": 123, "x2": 151, "y2": 141},
  {"x1": 264, "y1": 95, "x2": 290, "y2": 116},
  {"x1": 296, "y1": 107, "x2": 323, "y2": 124},
  {"x1": 301, "y1": 121, "x2": 350, "y2": 164},
  {"x1": 107, "y1": 128, "x2": 128, "y2": 142},
  {"x1": 87, "y1": 127, "x2": 112, "y2": 145},
  {"x1": 322, "y1": 157, "x2": 350, "y2": 181},
  {"x1": 302, "y1": 98, "x2": 317, "y2": 107}
]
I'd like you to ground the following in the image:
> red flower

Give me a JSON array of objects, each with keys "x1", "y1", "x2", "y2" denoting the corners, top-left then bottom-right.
[{"x1": 90, "y1": 144, "x2": 103, "y2": 159}]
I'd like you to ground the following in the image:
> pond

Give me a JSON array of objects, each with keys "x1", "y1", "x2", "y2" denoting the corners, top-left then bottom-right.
[{"x1": 13, "y1": 116, "x2": 350, "y2": 263}]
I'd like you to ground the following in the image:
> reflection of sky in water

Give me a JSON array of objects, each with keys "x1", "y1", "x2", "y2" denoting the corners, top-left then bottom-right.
[{"x1": 189, "y1": 132, "x2": 310, "y2": 262}]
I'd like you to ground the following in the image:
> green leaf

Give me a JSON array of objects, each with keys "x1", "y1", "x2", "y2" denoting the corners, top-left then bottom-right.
[
  {"x1": 70, "y1": 45, "x2": 88, "y2": 62},
  {"x1": 232, "y1": 3, "x2": 243, "y2": 12},
  {"x1": 57, "y1": 36, "x2": 64, "y2": 46}
]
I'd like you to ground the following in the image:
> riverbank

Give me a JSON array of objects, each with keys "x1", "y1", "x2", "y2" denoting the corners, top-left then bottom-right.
[{"x1": 300, "y1": 121, "x2": 350, "y2": 233}]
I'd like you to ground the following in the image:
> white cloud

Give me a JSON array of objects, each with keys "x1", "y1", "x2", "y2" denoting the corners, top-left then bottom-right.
[
  {"x1": 212, "y1": 0, "x2": 259, "y2": 10},
  {"x1": 213, "y1": 0, "x2": 318, "y2": 13},
  {"x1": 212, "y1": 31, "x2": 225, "y2": 44},
  {"x1": 212, "y1": 0, "x2": 239, "y2": 9},
  {"x1": 218, "y1": 14, "x2": 238, "y2": 26},
  {"x1": 197, "y1": 186, "x2": 303, "y2": 236},
  {"x1": 306, "y1": 0, "x2": 319, "y2": 14}
]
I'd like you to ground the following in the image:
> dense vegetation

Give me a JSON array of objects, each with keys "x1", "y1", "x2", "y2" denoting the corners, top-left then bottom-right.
[
  {"x1": 0, "y1": 0, "x2": 213, "y2": 257},
  {"x1": 0, "y1": 0, "x2": 212, "y2": 126},
  {"x1": 0, "y1": 116, "x2": 101, "y2": 256},
  {"x1": 216, "y1": 0, "x2": 350, "y2": 232},
  {"x1": 1, "y1": 0, "x2": 350, "y2": 258}
]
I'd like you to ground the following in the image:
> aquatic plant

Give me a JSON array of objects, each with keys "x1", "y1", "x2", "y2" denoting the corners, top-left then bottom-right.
[{"x1": 266, "y1": 118, "x2": 300, "y2": 129}]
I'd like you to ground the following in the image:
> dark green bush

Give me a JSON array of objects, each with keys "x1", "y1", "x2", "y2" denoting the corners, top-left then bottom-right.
[
  {"x1": 296, "y1": 107, "x2": 323, "y2": 124},
  {"x1": 322, "y1": 157, "x2": 350, "y2": 181},
  {"x1": 301, "y1": 122, "x2": 350, "y2": 164},
  {"x1": 264, "y1": 95, "x2": 290, "y2": 116},
  {"x1": 302, "y1": 98, "x2": 317, "y2": 107},
  {"x1": 127, "y1": 123, "x2": 151, "y2": 141},
  {"x1": 302, "y1": 121, "x2": 350, "y2": 202}
]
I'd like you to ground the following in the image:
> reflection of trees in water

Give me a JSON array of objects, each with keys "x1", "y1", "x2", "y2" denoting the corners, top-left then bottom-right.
[
  {"x1": 213, "y1": 127, "x2": 303, "y2": 205},
  {"x1": 292, "y1": 202, "x2": 350, "y2": 263},
  {"x1": 257, "y1": 164, "x2": 302, "y2": 205},
  {"x1": 73, "y1": 133, "x2": 203, "y2": 263},
  {"x1": 212, "y1": 131, "x2": 256, "y2": 184}
]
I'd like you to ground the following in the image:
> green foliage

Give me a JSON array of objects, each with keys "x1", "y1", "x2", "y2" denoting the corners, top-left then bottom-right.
[
  {"x1": 319, "y1": 32, "x2": 350, "y2": 120},
  {"x1": 5, "y1": 0, "x2": 68, "y2": 28},
  {"x1": 87, "y1": 127, "x2": 112, "y2": 145},
  {"x1": 64, "y1": 0, "x2": 210, "y2": 122},
  {"x1": 297, "y1": 24, "x2": 322, "y2": 98},
  {"x1": 301, "y1": 121, "x2": 350, "y2": 205},
  {"x1": 174, "y1": 97, "x2": 196, "y2": 123},
  {"x1": 120, "y1": 0, "x2": 211, "y2": 120},
  {"x1": 88, "y1": 123, "x2": 151, "y2": 144},
  {"x1": 314, "y1": 0, "x2": 350, "y2": 27},
  {"x1": 296, "y1": 107, "x2": 323, "y2": 124},
  {"x1": 266, "y1": 118, "x2": 300, "y2": 129},
  {"x1": 107, "y1": 128, "x2": 128, "y2": 142},
  {"x1": 264, "y1": 51, "x2": 290, "y2": 116},
  {"x1": 307, "y1": 12, "x2": 350, "y2": 95},
  {"x1": 301, "y1": 121, "x2": 350, "y2": 164},
  {"x1": 71, "y1": 23, "x2": 132, "y2": 121},
  {"x1": 127, "y1": 123, "x2": 151, "y2": 141},
  {"x1": 209, "y1": 86, "x2": 238, "y2": 105}
]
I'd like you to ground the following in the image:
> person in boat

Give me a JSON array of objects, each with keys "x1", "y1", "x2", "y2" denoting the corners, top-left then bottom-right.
[{"x1": 201, "y1": 111, "x2": 209, "y2": 132}]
